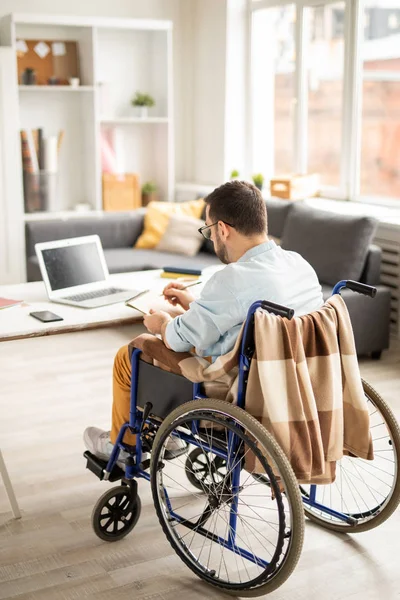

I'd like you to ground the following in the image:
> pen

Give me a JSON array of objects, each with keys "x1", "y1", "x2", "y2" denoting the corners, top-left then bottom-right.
[
  {"x1": 160, "y1": 280, "x2": 202, "y2": 296},
  {"x1": 182, "y1": 280, "x2": 202, "y2": 290}
]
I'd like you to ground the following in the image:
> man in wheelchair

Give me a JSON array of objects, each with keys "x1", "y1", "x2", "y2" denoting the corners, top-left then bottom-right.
[
  {"x1": 83, "y1": 180, "x2": 400, "y2": 596},
  {"x1": 84, "y1": 180, "x2": 324, "y2": 461}
]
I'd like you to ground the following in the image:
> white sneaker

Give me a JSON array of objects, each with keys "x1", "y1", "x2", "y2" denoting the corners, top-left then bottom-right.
[
  {"x1": 164, "y1": 435, "x2": 188, "y2": 460},
  {"x1": 83, "y1": 427, "x2": 129, "y2": 464}
]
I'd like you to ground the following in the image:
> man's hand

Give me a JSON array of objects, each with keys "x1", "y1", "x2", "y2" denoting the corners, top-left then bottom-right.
[
  {"x1": 143, "y1": 309, "x2": 172, "y2": 335},
  {"x1": 163, "y1": 282, "x2": 195, "y2": 311}
]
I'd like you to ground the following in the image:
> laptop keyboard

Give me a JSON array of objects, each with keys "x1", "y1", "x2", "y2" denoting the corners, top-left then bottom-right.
[{"x1": 66, "y1": 288, "x2": 127, "y2": 302}]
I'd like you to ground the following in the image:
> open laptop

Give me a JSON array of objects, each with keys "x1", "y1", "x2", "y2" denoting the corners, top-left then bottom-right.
[{"x1": 35, "y1": 235, "x2": 141, "y2": 308}]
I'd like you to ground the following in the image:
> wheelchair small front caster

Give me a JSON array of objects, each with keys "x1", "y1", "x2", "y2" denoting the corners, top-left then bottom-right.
[
  {"x1": 92, "y1": 485, "x2": 141, "y2": 542},
  {"x1": 185, "y1": 447, "x2": 227, "y2": 492}
]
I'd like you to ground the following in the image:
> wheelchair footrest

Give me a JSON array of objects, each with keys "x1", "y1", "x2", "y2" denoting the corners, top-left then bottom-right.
[{"x1": 83, "y1": 451, "x2": 125, "y2": 482}]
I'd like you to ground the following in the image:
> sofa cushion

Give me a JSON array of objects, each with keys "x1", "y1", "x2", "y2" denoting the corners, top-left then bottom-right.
[
  {"x1": 104, "y1": 248, "x2": 220, "y2": 274},
  {"x1": 281, "y1": 204, "x2": 377, "y2": 286},
  {"x1": 156, "y1": 214, "x2": 204, "y2": 256},
  {"x1": 135, "y1": 199, "x2": 205, "y2": 249},
  {"x1": 265, "y1": 197, "x2": 293, "y2": 238}
]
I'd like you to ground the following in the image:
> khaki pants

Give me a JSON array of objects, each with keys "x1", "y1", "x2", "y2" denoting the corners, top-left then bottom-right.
[{"x1": 111, "y1": 345, "x2": 136, "y2": 446}]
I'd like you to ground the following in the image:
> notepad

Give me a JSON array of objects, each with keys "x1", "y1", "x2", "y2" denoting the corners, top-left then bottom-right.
[
  {"x1": 0, "y1": 297, "x2": 22, "y2": 310},
  {"x1": 125, "y1": 290, "x2": 172, "y2": 315}
]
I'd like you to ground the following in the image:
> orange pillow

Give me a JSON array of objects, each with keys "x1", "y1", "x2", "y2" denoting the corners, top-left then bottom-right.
[{"x1": 135, "y1": 198, "x2": 205, "y2": 249}]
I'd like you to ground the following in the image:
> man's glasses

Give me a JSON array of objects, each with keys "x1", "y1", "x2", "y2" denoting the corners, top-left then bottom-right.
[{"x1": 198, "y1": 221, "x2": 235, "y2": 240}]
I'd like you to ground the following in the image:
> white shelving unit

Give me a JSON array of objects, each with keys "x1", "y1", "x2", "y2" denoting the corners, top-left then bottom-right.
[
  {"x1": 0, "y1": 14, "x2": 174, "y2": 283},
  {"x1": 100, "y1": 117, "x2": 169, "y2": 124},
  {"x1": 18, "y1": 85, "x2": 96, "y2": 92}
]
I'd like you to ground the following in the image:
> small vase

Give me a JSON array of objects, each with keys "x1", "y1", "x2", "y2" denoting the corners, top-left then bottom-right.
[
  {"x1": 21, "y1": 68, "x2": 36, "y2": 85},
  {"x1": 137, "y1": 106, "x2": 148, "y2": 119},
  {"x1": 142, "y1": 192, "x2": 158, "y2": 207}
]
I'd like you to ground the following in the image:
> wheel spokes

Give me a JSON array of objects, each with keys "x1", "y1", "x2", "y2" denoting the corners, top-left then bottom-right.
[{"x1": 154, "y1": 412, "x2": 290, "y2": 588}]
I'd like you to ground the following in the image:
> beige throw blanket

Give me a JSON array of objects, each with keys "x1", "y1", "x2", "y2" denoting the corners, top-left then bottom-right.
[{"x1": 131, "y1": 294, "x2": 373, "y2": 484}]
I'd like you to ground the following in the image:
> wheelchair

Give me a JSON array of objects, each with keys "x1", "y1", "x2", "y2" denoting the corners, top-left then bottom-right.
[{"x1": 84, "y1": 279, "x2": 400, "y2": 597}]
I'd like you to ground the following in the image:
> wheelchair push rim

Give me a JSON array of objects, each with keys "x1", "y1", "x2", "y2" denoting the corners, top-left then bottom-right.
[
  {"x1": 150, "y1": 399, "x2": 305, "y2": 596},
  {"x1": 301, "y1": 379, "x2": 400, "y2": 533}
]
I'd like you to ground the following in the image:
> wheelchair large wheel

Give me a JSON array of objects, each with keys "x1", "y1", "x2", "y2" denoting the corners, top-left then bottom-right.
[
  {"x1": 301, "y1": 379, "x2": 400, "y2": 533},
  {"x1": 92, "y1": 485, "x2": 141, "y2": 542},
  {"x1": 150, "y1": 399, "x2": 304, "y2": 597}
]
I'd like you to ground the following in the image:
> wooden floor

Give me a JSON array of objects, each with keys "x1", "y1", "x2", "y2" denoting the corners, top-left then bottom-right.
[{"x1": 1, "y1": 326, "x2": 400, "y2": 600}]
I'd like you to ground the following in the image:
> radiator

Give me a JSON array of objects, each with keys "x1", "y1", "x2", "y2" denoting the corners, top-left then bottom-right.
[{"x1": 374, "y1": 223, "x2": 400, "y2": 337}]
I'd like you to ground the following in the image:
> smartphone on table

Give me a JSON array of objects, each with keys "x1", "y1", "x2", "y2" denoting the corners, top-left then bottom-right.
[{"x1": 29, "y1": 311, "x2": 64, "y2": 323}]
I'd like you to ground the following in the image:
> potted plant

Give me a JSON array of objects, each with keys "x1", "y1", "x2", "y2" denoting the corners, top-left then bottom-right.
[
  {"x1": 131, "y1": 92, "x2": 155, "y2": 118},
  {"x1": 141, "y1": 181, "x2": 158, "y2": 206},
  {"x1": 230, "y1": 169, "x2": 240, "y2": 180},
  {"x1": 252, "y1": 173, "x2": 264, "y2": 191}
]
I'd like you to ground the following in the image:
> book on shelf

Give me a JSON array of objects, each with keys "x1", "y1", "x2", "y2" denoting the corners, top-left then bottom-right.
[
  {"x1": 20, "y1": 130, "x2": 34, "y2": 173},
  {"x1": 25, "y1": 129, "x2": 39, "y2": 172},
  {"x1": 38, "y1": 127, "x2": 45, "y2": 170},
  {"x1": 0, "y1": 297, "x2": 23, "y2": 310},
  {"x1": 20, "y1": 127, "x2": 54, "y2": 174}
]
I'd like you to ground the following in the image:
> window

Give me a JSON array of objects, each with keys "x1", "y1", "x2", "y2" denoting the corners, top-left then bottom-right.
[
  {"x1": 361, "y1": 1, "x2": 400, "y2": 198},
  {"x1": 251, "y1": 5, "x2": 296, "y2": 176},
  {"x1": 250, "y1": 0, "x2": 400, "y2": 203},
  {"x1": 251, "y1": 0, "x2": 347, "y2": 192},
  {"x1": 306, "y1": 2, "x2": 345, "y2": 187}
]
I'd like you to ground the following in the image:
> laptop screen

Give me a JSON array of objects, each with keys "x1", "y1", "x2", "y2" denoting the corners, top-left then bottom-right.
[{"x1": 42, "y1": 242, "x2": 107, "y2": 291}]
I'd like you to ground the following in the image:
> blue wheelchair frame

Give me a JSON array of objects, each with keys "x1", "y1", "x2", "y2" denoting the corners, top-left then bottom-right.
[{"x1": 102, "y1": 278, "x2": 376, "y2": 565}]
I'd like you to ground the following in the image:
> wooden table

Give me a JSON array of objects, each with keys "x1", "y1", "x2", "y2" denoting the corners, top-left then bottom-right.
[{"x1": 0, "y1": 270, "x2": 168, "y2": 342}]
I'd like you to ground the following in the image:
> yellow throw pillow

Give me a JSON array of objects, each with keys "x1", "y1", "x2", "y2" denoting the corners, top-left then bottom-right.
[{"x1": 135, "y1": 198, "x2": 205, "y2": 249}]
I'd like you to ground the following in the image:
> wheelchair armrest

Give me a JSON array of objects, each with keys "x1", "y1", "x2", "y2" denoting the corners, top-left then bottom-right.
[{"x1": 129, "y1": 333, "x2": 193, "y2": 377}]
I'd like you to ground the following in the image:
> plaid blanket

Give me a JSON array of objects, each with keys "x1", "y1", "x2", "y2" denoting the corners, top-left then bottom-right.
[{"x1": 131, "y1": 294, "x2": 373, "y2": 484}]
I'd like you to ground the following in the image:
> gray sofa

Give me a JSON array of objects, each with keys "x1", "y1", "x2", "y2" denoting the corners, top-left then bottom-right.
[
  {"x1": 26, "y1": 209, "x2": 219, "y2": 281},
  {"x1": 25, "y1": 199, "x2": 391, "y2": 357}
]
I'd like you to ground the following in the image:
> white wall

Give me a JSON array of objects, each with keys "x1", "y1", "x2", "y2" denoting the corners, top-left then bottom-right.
[
  {"x1": 0, "y1": 0, "x2": 193, "y2": 182},
  {"x1": 224, "y1": 0, "x2": 248, "y2": 181},
  {"x1": 189, "y1": 0, "x2": 249, "y2": 187},
  {"x1": 191, "y1": 0, "x2": 228, "y2": 186}
]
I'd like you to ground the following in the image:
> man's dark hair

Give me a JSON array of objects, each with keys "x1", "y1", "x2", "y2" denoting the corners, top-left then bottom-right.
[{"x1": 205, "y1": 180, "x2": 268, "y2": 236}]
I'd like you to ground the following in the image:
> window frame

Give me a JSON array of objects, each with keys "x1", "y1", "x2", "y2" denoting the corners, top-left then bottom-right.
[{"x1": 249, "y1": 0, "x2": 400, "y2": 205}]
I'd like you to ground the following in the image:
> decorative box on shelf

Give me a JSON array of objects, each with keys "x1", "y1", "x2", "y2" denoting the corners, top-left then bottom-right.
[
  {"x1": 270, "y1": 173, "x2": 320, "y2": 200},
  {"x1": 102, "y1": 173, "x2": 141, "y2": 211}
]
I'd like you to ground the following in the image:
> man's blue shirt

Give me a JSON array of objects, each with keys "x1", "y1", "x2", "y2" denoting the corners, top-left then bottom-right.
[{"x1": 165, "y1": 241, "x2": 324, "y2": 359}]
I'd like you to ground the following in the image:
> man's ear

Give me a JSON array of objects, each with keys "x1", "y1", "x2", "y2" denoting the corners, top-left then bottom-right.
[{"x1": 218, "y1": 220, "x2": 230, "y2": 240}]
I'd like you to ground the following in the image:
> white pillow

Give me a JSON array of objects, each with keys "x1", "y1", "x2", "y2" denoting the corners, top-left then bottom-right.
[{"x1": 156, "y1": 213, "x2": 205, "y2": 257}]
